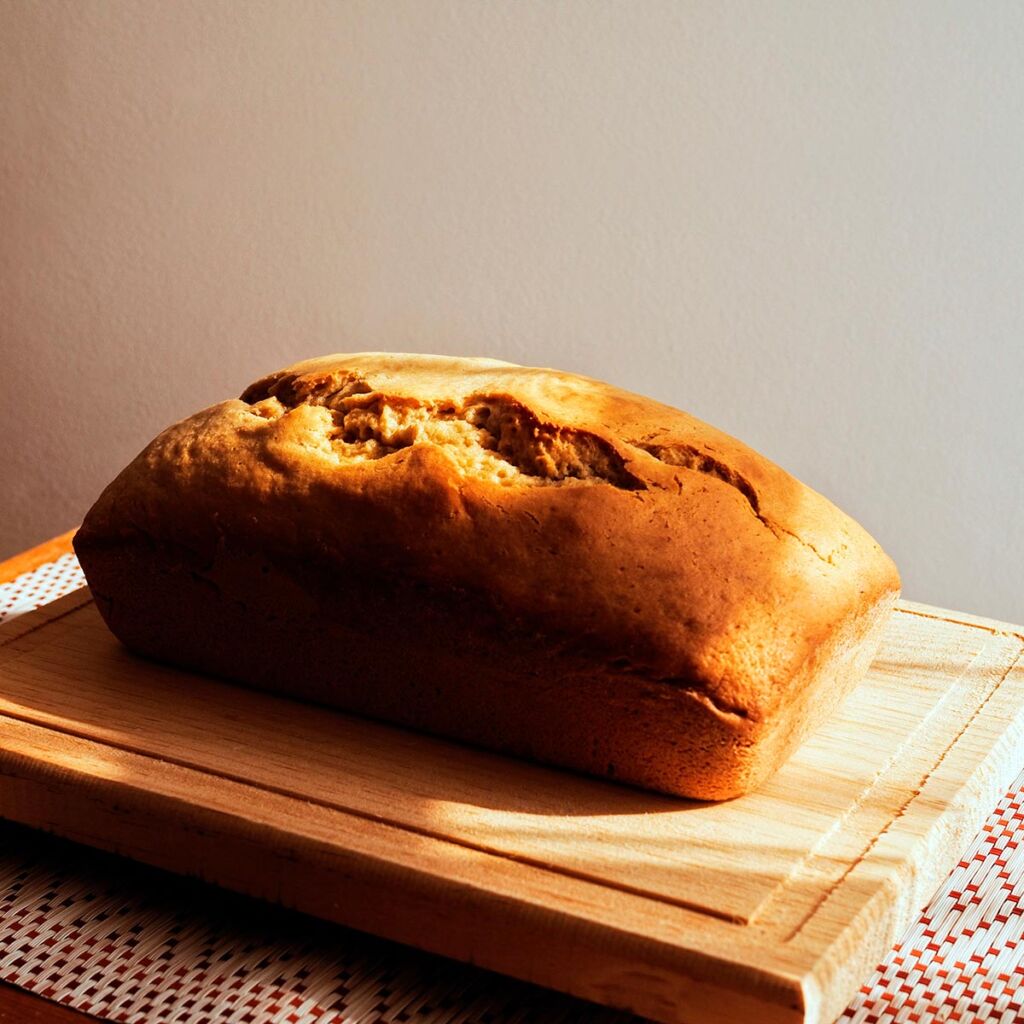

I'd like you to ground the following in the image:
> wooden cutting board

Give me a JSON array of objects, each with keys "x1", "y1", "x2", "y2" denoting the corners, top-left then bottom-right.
[{"x1": 0, "y1": 591, "x2": 1021, "y2": 1024}]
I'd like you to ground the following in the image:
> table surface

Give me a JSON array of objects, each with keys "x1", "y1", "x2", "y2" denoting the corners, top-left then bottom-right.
[
  {"x1": 0, "y1": 981, "x2": 91, "y2": 1024},
  {"x1": 2, "y1": 531, "x2": 1024, "y2": 1024}
]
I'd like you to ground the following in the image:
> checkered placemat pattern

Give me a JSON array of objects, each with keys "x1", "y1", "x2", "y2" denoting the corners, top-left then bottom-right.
[
  {"x1": 0, "y1": 552, "x2": 83, "y2": 627},
  {"x1": 1, "y1": 555, "x2": 1023, "y2": 1023}
]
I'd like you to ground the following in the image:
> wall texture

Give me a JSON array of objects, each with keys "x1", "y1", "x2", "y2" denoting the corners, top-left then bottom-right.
[{"x1": 1, "y1": 1, "x2": 1022, "y2": 621}]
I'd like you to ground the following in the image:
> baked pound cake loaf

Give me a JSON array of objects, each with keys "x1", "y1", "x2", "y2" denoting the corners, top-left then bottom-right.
[{"x1": 74, "y1": 353, "x2": 900, "y2": 800}]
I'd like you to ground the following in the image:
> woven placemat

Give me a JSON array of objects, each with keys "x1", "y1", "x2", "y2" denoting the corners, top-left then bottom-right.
[{"x1": 2, "y1": 557, "x2": 1023, "y2": 1023}]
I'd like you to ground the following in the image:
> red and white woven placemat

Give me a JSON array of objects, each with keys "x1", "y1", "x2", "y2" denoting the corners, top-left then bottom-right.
[{"x1": 2, "y1": 558, "x2": 1024, "y2": 1024}]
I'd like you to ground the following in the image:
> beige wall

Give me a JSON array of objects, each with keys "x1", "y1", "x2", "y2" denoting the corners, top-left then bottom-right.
[{"x1": 1, "y1": 1, "x2": 1022, "y2": 622}]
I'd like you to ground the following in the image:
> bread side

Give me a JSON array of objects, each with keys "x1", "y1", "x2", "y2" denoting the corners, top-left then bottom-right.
[{"x1": 74, "y1": 353, "x2": 901, "y2": 799}]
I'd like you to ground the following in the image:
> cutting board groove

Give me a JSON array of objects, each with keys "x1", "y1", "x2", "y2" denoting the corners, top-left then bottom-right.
[{"x1": 0, "y1": 591, "x2": 1022, "y2": 1024}]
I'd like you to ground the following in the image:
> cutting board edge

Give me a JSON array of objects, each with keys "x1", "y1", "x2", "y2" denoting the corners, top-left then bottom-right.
[{"x1": 797, "y1": 636, "x2": 1024, "y2": 1024}]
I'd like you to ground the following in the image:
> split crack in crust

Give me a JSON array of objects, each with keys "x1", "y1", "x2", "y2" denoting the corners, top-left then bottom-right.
[
  {"x1": 242, "y1": 371, "x2": 646, "y2": 489},
  {"x1": 633, "y1": 441, "x2": 761, "y2": 511},
  {"x1": 242, "y1": 368, "x2": 836, "y2": 567}
]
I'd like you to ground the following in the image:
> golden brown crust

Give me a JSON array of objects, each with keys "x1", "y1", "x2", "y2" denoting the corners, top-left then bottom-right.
[{"x1": 74, "y1": 353, "x2": 901, "y2": 798}]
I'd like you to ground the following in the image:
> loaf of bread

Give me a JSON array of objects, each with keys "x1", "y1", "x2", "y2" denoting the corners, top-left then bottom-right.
[{"x1": 73, "y1": 353, "x2": 900, "y2": 800}]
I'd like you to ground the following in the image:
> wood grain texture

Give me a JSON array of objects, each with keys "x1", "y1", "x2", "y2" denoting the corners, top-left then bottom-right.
[{"x1": 0, "y1": 588, "x2": 1021, "y2": 1024}]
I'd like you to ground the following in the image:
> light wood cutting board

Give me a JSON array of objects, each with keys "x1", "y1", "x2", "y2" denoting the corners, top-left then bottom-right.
[{"x1": 0, "y1": 591, "x2": 1022, "y2": 1024}]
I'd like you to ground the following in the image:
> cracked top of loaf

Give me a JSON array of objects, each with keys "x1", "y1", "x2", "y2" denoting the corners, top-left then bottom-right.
[{"x1": 76, "y1": 352, "x2": 900, "y2": 723}]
